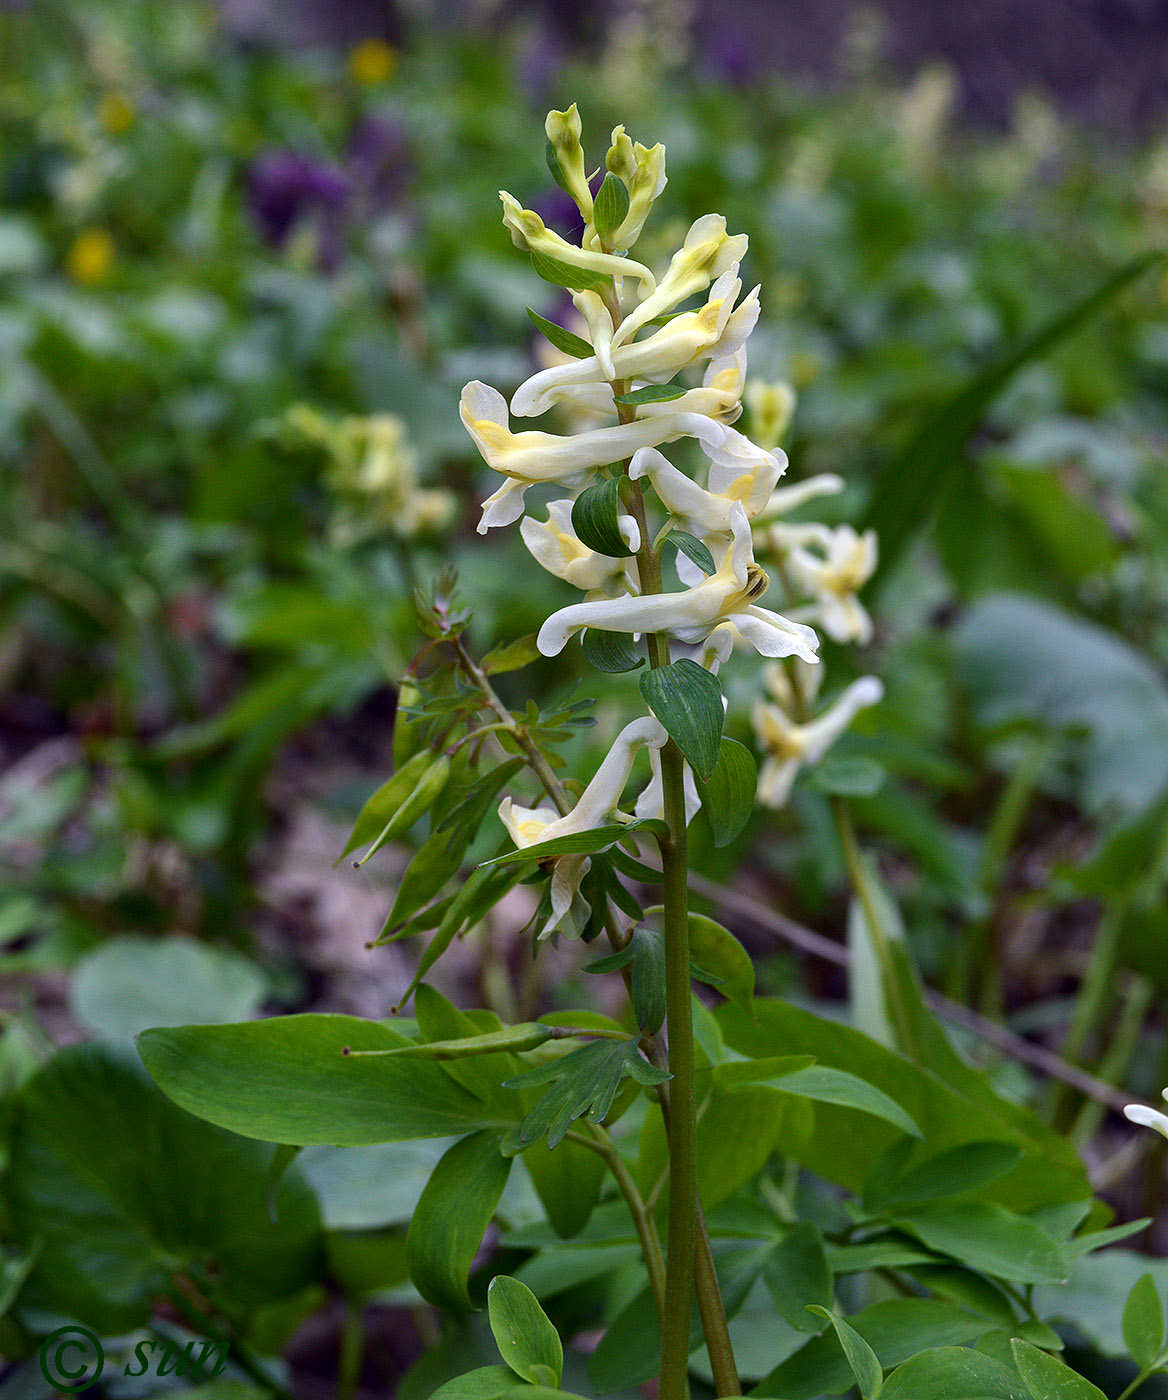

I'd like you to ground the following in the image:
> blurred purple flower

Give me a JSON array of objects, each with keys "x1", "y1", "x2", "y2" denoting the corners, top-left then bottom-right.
[
  {"x1": 705, "y1": 32, "x2": 760, "y2": 85},
  {"x1": 247, "y1": 150, "x2": 349, "y2": 249},
  {"x1": 347, "y1": 115, "x2": 412, "y2": 204},
  {"x1": 531, "y1": 185, "x2": 585, "y2": 240}
]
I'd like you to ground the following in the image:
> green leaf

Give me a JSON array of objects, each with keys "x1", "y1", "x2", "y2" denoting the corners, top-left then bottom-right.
[
  {"x1": 504, "y1": 1038, "x2": 670, "y2": 1149},
  {"x1": 583, "y1": 945, "x2": 635, "y2": 975},
  {"x1": 879, "y1": 1347, "x2": 1028, "y2": 1400},
  {"x1": 488, "y1": 1275, "x2": 564, "y2": 1387},
  {"x1": 1122, "y1": 1272, "x2": 1166, "y2": 1371},
  {"x1": 1009, "y1": 1338, "x2": 1107, "y2": 1400},
  {"x1": 592, "y1": 172, "x2": 630, "y2": 241},
  {"x1": 724, "y1": 1061, "x2": 922, "y2": 1139},
  {"x1": 863, "y1": 248, "x2": 1166, "y2": 582},
  {"x1": 807, "y1": 1307, "x2": 883, "y2": 1399},
  {"x1": 530, "y1": 249, "x2": 611, "y2": 293},
  {"x1": 522, "y1": 1134, "x2": 606, "y2": 1238},
  {"x1": 407, "y1": 1132, "x2": 511, "y2": 1311},
  {"x1": 571, "y1": 477, "x2": 634, "y2": 557},
  {"x1": 865, "y1": 1141, "x2": 1024, "y2": 1211},
  {"x1": 639, "y1": 659, "x2": 724, "y2": 781},
  {"x1": 339, "y1": 750, "x2": 433, "y2": 859},
  {"x1": 660, "y1": 529, "x2": 717, "y2": 575},
  {"x1": 353, "y1": 1022, "x2": 555, "y2": 1060},
  {"x1": 70, "y1": 935, "x2": 266, "y2": 1042},
  {"x1": 630, "y1": 926, "x2": 666, "y2": 1034},
  {"x1": 700, "y1": 737, "x2": 757, "y2": 846},
  {"x1": 139, "y1": 1015, "x2": 514, "y2": 1145},
  {"x1": 755, "y1": 1301, "x2": 998, "y2": 1399},
  {"x1": 425, "y1": 1365, "x2": 518, "y2": 1400},
  {"x1": 527, "y1": 307, "x2": 592, "y2": 359},
  {"x1": 486, "y1": 818, "x2": 666, "y2": 866},
  {"x1": 581, "y1": 628, "x2": 643, "y2": 673},
  {"x1": 355, "y1": 753, "x2": 452, "y2": 866},
  {"x1": 613, "y1": 382, "x2": 686, "y2": 405},
  {"x1": 764, "y1": 1224, "x2": 833, "y2": 1333},
  {"x1": 8, "y1": 1043, "x2": 321, "y2": 1335},
  {"x1": 890, "y1": 1201, "x2": 1068, "y2": 1284},
  {"x1": 686, "y1": 913, "x2": 754, "y2": 1011},
  {"x1": 807, "y1": 755, "x2": 885, "y2": 797},
  {"x1": 482, "y1": 635, "x2": 542, "y2": 675}
]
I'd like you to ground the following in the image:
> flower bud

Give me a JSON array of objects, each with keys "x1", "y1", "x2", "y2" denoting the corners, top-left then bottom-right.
[{"x1": 545, "y1": 104, "x2": 594, "y2": 222}]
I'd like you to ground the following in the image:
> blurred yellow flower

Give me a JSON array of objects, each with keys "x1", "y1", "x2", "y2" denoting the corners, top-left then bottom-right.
[
  {"x1": 348, "y1": 38, "x2": 397, "y2": 86},
  {"x1": 66, "y1": 229, "x2": 115, "y2": 285},
  {"x1": 98, "y1": 92, "x2": 136, "y2": 136}
]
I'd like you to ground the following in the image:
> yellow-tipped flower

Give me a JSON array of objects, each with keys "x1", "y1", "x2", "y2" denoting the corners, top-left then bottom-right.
[{"x1": 746, "y1": 379, "x2": 797, "y2": 450}]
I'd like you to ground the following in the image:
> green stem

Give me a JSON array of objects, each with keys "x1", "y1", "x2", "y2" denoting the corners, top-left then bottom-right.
[
  {"x1": 1116, "y1": 1355, "x2": 1168, "y2": 1400},
  {"x1": 337, "y1": 1300, "x2": 365, "y2": 1400},
  {"x1": 658, "y1": 735, "x2": 697, "y2": 1400},
  {"x1": 1049, "y1": 897, "x2": 1128, "y2": 1125},
  {"x1": 1070, "y1": 973, "x2": 1152, "y2": 1148},
  {"x1": 695, "y1": 1207, "x2": 742, "y2": 1395}
]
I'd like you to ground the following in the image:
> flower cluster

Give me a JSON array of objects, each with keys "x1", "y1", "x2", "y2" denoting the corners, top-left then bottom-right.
[{"x1": 458, "y1": 105, "x2": 881, "y2": 929}]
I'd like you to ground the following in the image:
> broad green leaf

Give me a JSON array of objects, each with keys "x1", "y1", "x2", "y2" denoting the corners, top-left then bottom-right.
[
  {"x1": 1122, "y1": 1272, "x2": 1165, "y2": 1371},
  {"x1": 866, "y1": 1141, "x2": 1023, "y2": 1211},
  {"x1": 581, "y1": 628, "x2": 643, "y2": 672},
  {"x1": 70, "y1": 935, "x2": 265, "y2": 1042},
  {"x1": 717, "y1": 998, "x2": 1088, "y2": 1211},
  {"x1": 687, "y1": 913, "x2": 754, "y2": 1012},
  {"x1": 429, "y1": 1366, "x2": 517, "y2": 1400},
  {"x1": 613, "y1": 382, "x2": 685, "y2": 405},
  {"x1": 139, "y1": 1015, "x2": 515, "y2": 1145},
  {"x1": 764, "y1": 1224, "x2": 833, "y2": 1333},
  {"x1": 527, "y1": 307, "x2": 592, "y2": 359},
  {"x1": 486, "y1": 818, "x2": 666, "y2": 866},
  {"x1": 630, "y1": 926, "x2": 665, "y2": 1034},
  {"x1": 488, "y1": 1275, "x2": 563, "y2": 1387},
  {"x1": 807, "y1": 1307, "x2": 883, "y2": 1399},
  {"x1": 661, "y1": 529, "x2": 717, "y2": 575},
  {"x1": 890, "y1": 1202, "x2": 1067, "y2": 1284},
  {"x1": 640, "y1": 659, "x2": 724, "y2": 781},
  {"x1": 530, "y1": 249, "x2": 610, "y2": 293},
  {"x1": 879, "y1": 1347, "x2": 1027, "y2": 1400},
  {"x1": 407, "y1": 1131, "x2": 511, "y2": 1311},
  {"x1": 523, "y1": 1133, "x2": 605, "y2": 1238},
  {"x1": 863, "y1": 248, "x2": 1166, "y2": 581},
  {"x1": 505, "y1": 1038, "x2": 669, "y2": 1149},
  {"x1": 755, "y1": 1300, "x2": 995, "y2": 1399},
  {"x1": 482, "y1": 635, "x2": 541, "y2": 675},
  {"x1": 592, "y1": 172, "x2": 630, "y2": 240},
  {"x1": 8, "y1": 1043, "x2": 321, "y2": 1335},
  {"x1": 1009, "y1": 1338, "x2": 1106, "y2": 1400},
  {"x1": 721, "y1": 1059, "x2": 921, "y2": 1139},
  {"x1": 700, "y1": 738, "x2": 757, "y2": 847},
  {"x1": 572, "y1": 477, "x2": 634, "y2": 557}
]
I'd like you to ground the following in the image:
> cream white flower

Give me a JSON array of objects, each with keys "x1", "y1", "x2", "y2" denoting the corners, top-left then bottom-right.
[
  {"x1": 545, "y1": 105, "x2": 594, "y2": 221},
  {"x1": 604, "y1": 126, "x2": 667, "y2": 248},
  {"x1": 521, "y1": 499, "x2": 638, "y2": 596},
  {"x1": 752, "y1": 676, "x2": 884, "y2": 808},
  {"x1": 537, "y1": 520, "x2": 819, "y2": 663},
  {"x1": 1124, "y1": 1091, "x2": 1168, "y2": 1140},
  {"x1": 499, "y1": 717, "x2": 667, "y2": 938},
  {"x1": 500, "y1": 192, "x2": 656, "y2": 293},
  {"x1": 784, "y1": 525, "x2": 879, "y2": 644},
  {"x1": 753, "y1": 473, "x2": 845, "y2": 526},
  {"x1": 511, "y1": 269, "x2": 757, "y2": 419},
  {"x1": 746, "y1": 379, "x2": 797, "y2": 450},
  {"x1": 634, "y1": 747, "x2": 701, "y2": 826},
  {"x1": 610, "y1": 214, "x2": 749, "y2": 350}
]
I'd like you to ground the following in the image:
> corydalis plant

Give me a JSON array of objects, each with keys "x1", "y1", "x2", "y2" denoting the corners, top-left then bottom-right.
[{"x1": 456, "y1": 103, "x2": 871, "y2": 1400}]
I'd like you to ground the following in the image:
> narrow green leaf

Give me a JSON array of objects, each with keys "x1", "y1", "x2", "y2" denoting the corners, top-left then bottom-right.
[
  {"x1": 339, "y1": 750, "x2": 433, "y2": 860},
  {"x1": 639, "y1": 659, "x2": 724, "y2": 782},
  {"x1": 1122, "y1": 1272, "x2": 1166, "y2": 1371},
  {"x1": 581, "y1": 629, "x2": 643, "y2": 673},
  {"x1": 488, "y1": 1275, "x2": 564, "y2": 1387},
  {"x1": 485, "y1": 818, "x2": 667, "y2": 866},
  {"x1": 545, "y1": 139, "x2": 572, "y2": 195},
  {"x1": 527, "y1": 307, "x2": 592, "y2": 359},
  {"x1": 864, "y1": 249, "x2": 1167, "y2": 582},
  {"x1": 687, "y1": 913, "x2": 754, "y2": 1011},
  {"x1": 592, "y1": 172, "x2": 630, "y2": 241},
  {"x1": 866, "y1": 1141, "x2": 1023, "y2": 1211},
  {"x1": 530, "y1": 249, "x2": 611, "y2": 293},
  {"x1": 572, "y1": 477, "x2": 634, "y2": 557},
  {"x1": 613, "y1": 382, "x2": 685, "y2": 406},
  {"x1": 807, "y1": 755, "x2": 885, "y2": 798},
  {"x1": 1010, "y1": 1338, "x2": 1107, "y2": 1400},
  {"x1": 583, "y1": 945, "x2": 636, "y2": 975},
  {"x1": 807, "y1": 1306, "x2": 883, "y2": 1399},
  {"x1": 355, "y1": 753, "x2": 452, "y2": 866},
  {"x1": 407, "y1": 1131, "x2": 511, "y2": 1311},
  {"x1": 631, "y1": 927, "x2": 666, "y2": 1034},
  {"x1": 660, "y1": 529, "x2": 717, "y2": 575},
  {"x1": 482, "y1": 635, "x2": 541, "y2": 676},
  {"x1": 764, "y1": 1224, "x2": 833, "y2": 1333},
  {"x1": 701, "y1": 737, "x2": 757, "y2": 846},
  {"x1": 726, "y1": 1061, "x2": 922, "y2": 1139},
  {"x1": 349, "y1": 1023, "x2": 555, "y2": 1060}
]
